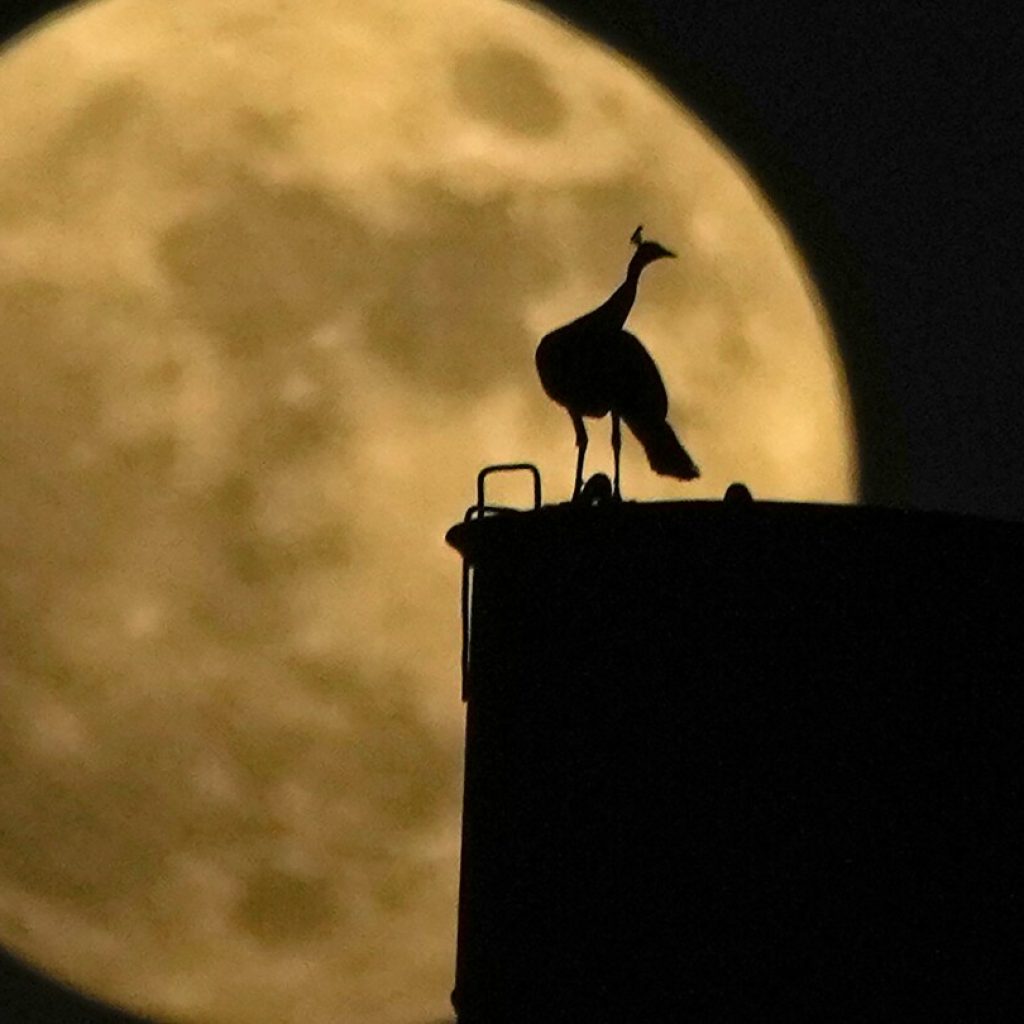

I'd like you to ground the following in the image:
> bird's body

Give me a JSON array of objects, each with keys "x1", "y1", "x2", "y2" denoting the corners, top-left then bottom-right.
[
  {"x1": 538, "y1": 323, "x2": 665, "y2": 422},
  {"x1": 536, "y1": 228, "x2": 699, "y2": 499}
]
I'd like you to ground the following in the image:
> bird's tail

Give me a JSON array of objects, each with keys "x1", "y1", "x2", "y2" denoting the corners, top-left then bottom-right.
[{"x1": 624, "y1": 415, "x2": 700, "y2": 480}]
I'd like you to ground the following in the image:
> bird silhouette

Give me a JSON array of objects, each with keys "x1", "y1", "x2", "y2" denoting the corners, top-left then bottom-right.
[{"x1": 536, "y1": 226, "x2": 699, "y2": 501}]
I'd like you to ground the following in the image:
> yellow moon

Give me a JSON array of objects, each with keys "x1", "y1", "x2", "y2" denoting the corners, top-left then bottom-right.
[{"x1": 0, "y1": 0, "x2": 855, "y2": 1021}]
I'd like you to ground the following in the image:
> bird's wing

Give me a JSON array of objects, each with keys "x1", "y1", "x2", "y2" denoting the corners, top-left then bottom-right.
[
  {"x1": 611, "y1": 330, "x2": 670, "y2": 422},
  {"x1": 537, "y1": 330, "x2": 616, "y2": 417}
]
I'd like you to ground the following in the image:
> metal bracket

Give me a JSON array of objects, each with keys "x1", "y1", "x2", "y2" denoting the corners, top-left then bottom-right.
[
  {"x1": 460, "y1": 463, "x2": 543, "y2": 700},
  {"x1": 470, "y1": 462, "x2": 543, "y2": 520}
]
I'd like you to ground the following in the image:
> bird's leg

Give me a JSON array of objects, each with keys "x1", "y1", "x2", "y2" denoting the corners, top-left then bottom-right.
[
  {"x1": 611, "y1": 412, "x2": 622, "y2": 500},
  {"x1": 571, "y1": 412, "x2": 588, "y2": 501}
]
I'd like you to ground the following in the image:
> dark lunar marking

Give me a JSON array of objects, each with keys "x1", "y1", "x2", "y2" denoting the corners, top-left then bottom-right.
[
  {"x1": 0, "y1": 691, "x2": 22, "y2": 780},
  {"x1": 289, "y1": 526, "x2": 350, "y2": 567},
  {"x1": 287, "y1": 659, "x2": 460, "y2": 831},
  {"x1": 190, "y1": 473, "x2": 294, "y2": 639},
  {"x1": 146, "y1": 358, "x2": 185, "y2": 388},
  {"x1": 598, "y1": 89, "x2": 626, "y2": 120},
  {"x1": 114, "y1": 434, "x2": 179, "y2": 477},
  {"x1": 0, "y1": 717, "x2": 216, "y2": 914},
  {"x1": 0, "y1": 779, "x2": 167, "y2": 911},
  {"x1": 364, "y1": 184, "x2": 561, "y2": 396},
  {"x1": 222, "y1": 527, "x2": 346, "y2": 586},
  {"x1": 719, "y1": 330, "x2": 754, "y2": 370},
  {"x1": 233, "y1": 106, "x2": 299, "y2": 151},
  {"x1": 235, "y1": 868, "x2": 339, "y2": 945},
  {"x1": 263, "y1": 399, "x2": 338, "y2": 457},
  {"x1": 216, "y1": 472, "x2": 259, "y2": 519},
  {"x1": 0, "y1": 280, "x2": 165, "y2": 579},
  {"x1": 288, "y1": 654, "x2": 360, "y2": 699},
  {"x1": 158, "y1": 174, "x2": 372, "y2": 359},
  {"x1": 224, "y1": 537, "x2": 283, "y2": 585},
  {"x1": 375, "y1": 856, "x2": 436, "y2": 912},
  {"x1": 51, "y1": 78, "x2": 151, "y2": 157},
  {"x1": 0, "y1": 281, "x2": 105, "y2": 435},
  {"x1": 336, "y1": 672, "x2": 459, "y2": 830},
  {"x1": 205, "y1": 466, "x2": 349, "y2": 599},
  {"x1": 0, "y1": 79, "x2": 153, "y2": 226},
  {"x1": 0, "y1": 701, "x2": 312, "y2": 919},
  {"x1": 0, "y1": 662, "x2": 454, "y2": 923},
  {"x1": 0, "y1": 560, "x2": 107, "y2": 696},
  {"x1": 452, "y1": 46, "x2": 567, "y2": 137},
  {"x1": 228, "y1": 722, "x2": 309, "y2": 786},
  {"x1": 163, "y1": 167, "x2": 563, "y2": 401}
]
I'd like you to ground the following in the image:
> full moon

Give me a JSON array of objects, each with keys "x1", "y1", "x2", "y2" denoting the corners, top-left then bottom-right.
[{"x1": 0, "y1": 0, "x2": 855, "y2": 1021}]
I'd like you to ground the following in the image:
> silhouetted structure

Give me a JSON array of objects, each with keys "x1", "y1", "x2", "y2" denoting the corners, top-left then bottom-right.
[
  {"x1": 536, "y1": 227, "x2": 699, "y2": 500},
  {"x1": 448, "y1": 480, "x2": 1024, "y2": 1022}
]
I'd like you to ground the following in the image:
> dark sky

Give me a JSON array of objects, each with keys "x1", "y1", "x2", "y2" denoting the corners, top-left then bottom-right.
[{"x1": 4, "y1": 0, "x2": 1022, "y2": 521}]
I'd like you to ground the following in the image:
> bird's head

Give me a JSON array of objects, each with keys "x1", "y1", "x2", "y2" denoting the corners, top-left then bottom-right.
[{"x1": 629, "y1": 225, "x2": 676, "y2": 269}]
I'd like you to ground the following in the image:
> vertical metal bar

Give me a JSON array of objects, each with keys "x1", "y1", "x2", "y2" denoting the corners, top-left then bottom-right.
[{"x1": 460, "y1": 558, "x2": 473, "y2": 702}]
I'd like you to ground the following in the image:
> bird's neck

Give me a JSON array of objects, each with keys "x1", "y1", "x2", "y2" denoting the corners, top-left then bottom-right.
[
  {"x1": 602, "y1": 262, "x2": 644, "y2": 329},
  {"x1": 595, "y1": 280, "x2": 634, "y2": 332},
  {"x1": 626, "y1": 252, "x2": 646, "y2": 284}
]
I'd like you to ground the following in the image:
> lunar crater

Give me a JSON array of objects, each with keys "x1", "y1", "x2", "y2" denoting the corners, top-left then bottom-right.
[
  {"x1": 452, "y1": 45, "x2": 567, "y2": 138},
  {"x1": 0, "y1": 77, "x2": 155, "y2": 226},
  {"x1": 234, "y1": 867, "x2": 340, "y2": 946},
  {"x1": 157, "y1": 174, "x2": 373, "y2": 358}
]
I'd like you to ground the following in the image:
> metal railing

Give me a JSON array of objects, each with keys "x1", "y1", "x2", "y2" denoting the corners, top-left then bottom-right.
[{"x1": 460, "y1": 464, "x2": 543, "y2": 699}]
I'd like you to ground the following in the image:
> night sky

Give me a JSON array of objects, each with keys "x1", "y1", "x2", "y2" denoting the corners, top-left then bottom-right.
[{"x1": 0, "y1": 0, "x2": 1021, "y2": 1020}]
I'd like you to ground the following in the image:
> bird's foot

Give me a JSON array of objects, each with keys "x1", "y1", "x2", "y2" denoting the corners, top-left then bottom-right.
[{"x1": 578, "y1": 473, "x2": 614, "y2": 506}]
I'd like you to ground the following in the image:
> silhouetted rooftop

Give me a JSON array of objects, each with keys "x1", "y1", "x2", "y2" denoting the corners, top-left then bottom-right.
[
  {"x1": 448, "y1": 492, "x2": 1024, "y2": 1022},
  {"x1": 448, "y1": 495, "x2": 1023, "y2": 576}
]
